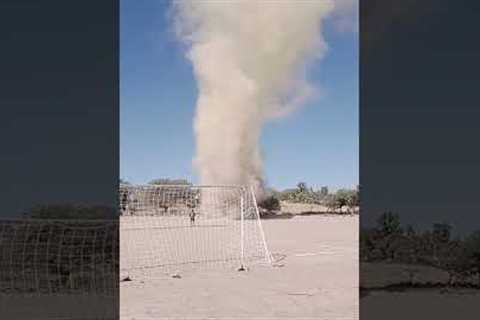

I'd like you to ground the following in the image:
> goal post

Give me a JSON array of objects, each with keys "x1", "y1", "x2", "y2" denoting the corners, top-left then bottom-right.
[
  {"x1": 248, "y1": 185, "x2": 274, "y2": 265},
  {"x1": 240, "y1": 193, "x2": 245, "y2": 269},
  {"x1": 119, "y1": 184, "x2": 272, "y2": 276}
]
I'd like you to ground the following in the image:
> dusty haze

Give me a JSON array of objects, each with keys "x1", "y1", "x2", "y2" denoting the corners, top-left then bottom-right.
[{"x1": 172, "y1": 1, "x2": 338, "y2": 192}]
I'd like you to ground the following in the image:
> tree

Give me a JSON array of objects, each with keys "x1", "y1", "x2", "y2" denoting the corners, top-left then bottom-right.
[
  {"x1": 276, "y1": 183, "x2": 321, "y2": 205},
  {"x1": 297, "y1": 182, "x2": 307, "y2": 193},
  {"x1": 320, "y1": 186, "x2": 328, "y2": 197}
]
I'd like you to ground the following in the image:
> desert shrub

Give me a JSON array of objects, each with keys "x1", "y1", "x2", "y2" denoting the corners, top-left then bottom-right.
[
  {"x1": 334, "y1": 188, "x2": 359, "y2": 212},
  {"x1": 258, "y1": 195, "x2": 281, "y2": 212},
  {"x1": 435, "y1": 239, "x2": 471, "y2": 285},
  {"x1": 276, "y1": 182, "x2": 323, "y2": 205},
  {"x1": 362, "y1": 212, "x2": 480, "y2": 286},
  {"x1": 324, "y1": 194, "x2": 342, "y2": 213}
]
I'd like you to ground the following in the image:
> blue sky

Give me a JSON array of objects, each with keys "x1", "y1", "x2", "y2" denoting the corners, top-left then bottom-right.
[{"x1": 121, "y1": 1, "x2": 358, "y2": 191}]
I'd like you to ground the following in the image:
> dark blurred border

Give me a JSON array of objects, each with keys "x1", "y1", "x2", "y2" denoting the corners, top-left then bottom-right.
[
  {"x1": 361, "y1": 0, "x2": 480, "y2": 319},
  {"x1": 0, "y1": 1, "x2": 119, "y2": 319}
]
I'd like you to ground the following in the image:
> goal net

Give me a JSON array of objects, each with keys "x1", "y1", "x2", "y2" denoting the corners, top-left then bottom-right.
[
  {"x1": 120, "y1": 184, "x2": 272, "y2": 276},
  {"x1": 0, "y1": 218, "x2": 118, "y2": 319}
]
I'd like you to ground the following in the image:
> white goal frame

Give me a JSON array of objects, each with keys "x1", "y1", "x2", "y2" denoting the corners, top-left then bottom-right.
[{"x1": 119, "y1": 184, "x2": 272, "y2": 276}]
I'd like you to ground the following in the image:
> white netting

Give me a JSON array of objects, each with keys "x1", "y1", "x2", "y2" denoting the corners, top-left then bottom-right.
[
  {"x1": 0, "y1": 219, "x2": 118, "y2": 319},
  {"x1": 120, "y1": 185, "x2": 272, "y2": 277}
]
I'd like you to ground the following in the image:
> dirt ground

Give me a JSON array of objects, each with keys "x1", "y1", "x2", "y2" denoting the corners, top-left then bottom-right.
[
  {"x1": 360, "y1": 262, "x2": 480, "y2": 319},
  {"x1": 361, "y1": 290, "x2": 480, "y2": 320},
  {"x1": 121, "y1": 215, "x2": 359, "y2": 319}
]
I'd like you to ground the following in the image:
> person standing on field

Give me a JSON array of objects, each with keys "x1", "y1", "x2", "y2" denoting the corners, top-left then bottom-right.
[
  {"x1": 188, "y1": 192, "x2": 199, "y2": 226},
  {"x1": 189, "y1": 208, "x2": 196, "y2": 226}
]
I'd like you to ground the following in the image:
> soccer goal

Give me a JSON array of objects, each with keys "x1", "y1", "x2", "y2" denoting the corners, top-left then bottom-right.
[
  {"x1": 0, "y1": 219, "x2": 118, "y2": 319},
  {"x1": 119, "y1": 184, "x2": 272, "y2": 276},
  {"x1": 0, "y1": 219, "x2": 118, "y2": 296}
]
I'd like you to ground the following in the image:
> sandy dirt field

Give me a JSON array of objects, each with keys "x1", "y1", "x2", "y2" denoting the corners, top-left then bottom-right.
[
  {"x1": 361, "y1": 262, "x2": 480, "y2": 319},
  {"x1": 121, "y1": 215, "x2": 359, "y2": 319},
  {"x1": 362, "y1": 290, "x2": 480, "y2": 320},
  {"x1": 1, "y1": 295, "x2": 117, "y2": 319}
]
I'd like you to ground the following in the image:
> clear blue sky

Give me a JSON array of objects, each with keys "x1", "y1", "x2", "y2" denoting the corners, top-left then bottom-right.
[{"x1": 121, "y1": 1, "x2": 358, "y2": 191}]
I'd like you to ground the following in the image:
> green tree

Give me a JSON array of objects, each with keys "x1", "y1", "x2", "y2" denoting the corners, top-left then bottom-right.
[{"x1": 297, "y1": 182, "x2": 307, "y2": 193}]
